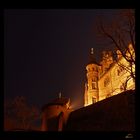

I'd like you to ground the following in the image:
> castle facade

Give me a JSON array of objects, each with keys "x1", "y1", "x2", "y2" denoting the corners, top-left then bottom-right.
[{"x1": 84, "y1": 44, "x2": 135, "y2": 106}]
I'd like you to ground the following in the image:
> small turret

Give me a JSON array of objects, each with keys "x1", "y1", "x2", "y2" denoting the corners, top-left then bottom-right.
[{"x1": 41, "y1": 94, "x2": 72, "y2": 131}]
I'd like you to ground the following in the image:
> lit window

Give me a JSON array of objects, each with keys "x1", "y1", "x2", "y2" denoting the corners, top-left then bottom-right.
[
  {"x1": 92, "y1": 97, "x2": 96, "y2": 103},
  {"x1": 92, "y1": 82, "x2": 96, "y2": 89}
]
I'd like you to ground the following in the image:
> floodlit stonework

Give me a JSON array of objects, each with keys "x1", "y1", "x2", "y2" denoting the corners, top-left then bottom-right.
[{"x1": 84, "y1": 44, "x2": 135, "y2": 106}]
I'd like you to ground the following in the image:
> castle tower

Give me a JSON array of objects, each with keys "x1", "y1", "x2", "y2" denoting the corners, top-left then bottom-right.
[
  {"x1": 84, "y1": 48, "x2": 99, "y2": 106},
  {"x1": 41, "y1": 94, "x2": 72, "y2": 131}
]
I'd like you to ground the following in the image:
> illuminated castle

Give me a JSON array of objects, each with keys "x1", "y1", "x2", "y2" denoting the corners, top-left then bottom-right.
[{"x1": 84, "y1": 44, "x2": 135, "y2": 106}]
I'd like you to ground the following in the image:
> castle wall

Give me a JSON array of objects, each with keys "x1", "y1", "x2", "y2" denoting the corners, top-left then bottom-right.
[
  {"x1": 98, "y1": 56, "x2": 135, "y2": 101},
  {"x1": 84, "y1": 44, "x2": 135, "y2": 106},
  {"x1": 65, "y1": 90, "x2": 135, "y2": 131}
]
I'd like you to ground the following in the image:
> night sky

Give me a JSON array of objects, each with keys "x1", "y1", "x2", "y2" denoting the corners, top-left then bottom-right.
[{"x1": 4, "y1": 9, "x2": 121, "y2": 110}]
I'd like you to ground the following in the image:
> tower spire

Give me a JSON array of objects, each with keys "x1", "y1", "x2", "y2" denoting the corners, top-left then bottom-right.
[
  {"x1": 59, "y1": 92, "x2": 62, "y2": 98},
  {"x1": 89, "y1": 47, "x2": 95, "y2": 64},
  {"x1": 87, "y1": 48, "x2": 99, "y2": 65},
  {"x1": 91, "y1": 48, "x2": 94, "y2": 54}
]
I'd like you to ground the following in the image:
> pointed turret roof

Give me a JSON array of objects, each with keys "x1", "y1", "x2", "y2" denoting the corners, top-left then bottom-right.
[{"x1": 87, "y1": 48, "x2": 100, "y2": 65}]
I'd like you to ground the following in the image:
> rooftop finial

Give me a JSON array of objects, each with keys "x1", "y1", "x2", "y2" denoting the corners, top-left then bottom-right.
[
  {"x1": 91, "y1": 48, "x2": 94, "y2": 54},
  {"x1": 59, "y1": 92, "x2": 62, "y2": 98}
]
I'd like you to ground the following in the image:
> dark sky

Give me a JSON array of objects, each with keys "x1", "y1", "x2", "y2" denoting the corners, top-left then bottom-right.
[{"x1": 4, "y1": 9, "x2": 120, "y2": 110}]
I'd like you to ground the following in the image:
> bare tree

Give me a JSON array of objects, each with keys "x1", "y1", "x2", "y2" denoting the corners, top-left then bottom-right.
[
  {"x1": 4, "y1": 96, "x2": 40, "y2": 130},
  {"x1": 96, "y1": 9, "x2": 135, "y2": 86}
]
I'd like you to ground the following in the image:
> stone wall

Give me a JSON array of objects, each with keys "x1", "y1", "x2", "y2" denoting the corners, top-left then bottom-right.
[{"x1": 65, "y1": 90, "x2": 135, "y2": 131}]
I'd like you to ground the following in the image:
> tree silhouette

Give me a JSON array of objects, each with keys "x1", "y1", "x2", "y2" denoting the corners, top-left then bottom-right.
[
  {"x1": 4, "y1": 96, "x2": 40, "y2": 131},
  {"x1": 96, "y1": 9, "x2": 135, "y2": 89}
]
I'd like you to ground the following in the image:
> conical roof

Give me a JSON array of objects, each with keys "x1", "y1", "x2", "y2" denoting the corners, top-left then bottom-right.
[
  {"x1": 87, "y1": 48, "x2": 100, "y2": 65},
  {"x1": 41, "y1": 97, "x2": 69, "y2": 111}
]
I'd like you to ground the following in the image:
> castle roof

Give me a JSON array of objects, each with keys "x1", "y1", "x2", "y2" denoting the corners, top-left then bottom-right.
[
  {"x1": 52, "y1": 97, "x2": 69, "y2": 105},
  {"x1": 87, "y1": 48, "x2": 100, "y2": 66},
  {"x1": 41, "y1": 97, "x2": 70, "y2": 111},
  {"x1": 87, "y1": 59, "x2": 100, "y2": 66}
]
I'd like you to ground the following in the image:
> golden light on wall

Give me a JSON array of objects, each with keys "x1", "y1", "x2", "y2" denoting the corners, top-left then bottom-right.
[{"x1": 84, "y1": 44, "x2": 135, "y2": 106}]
